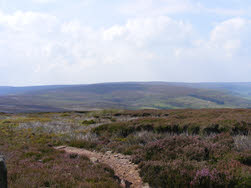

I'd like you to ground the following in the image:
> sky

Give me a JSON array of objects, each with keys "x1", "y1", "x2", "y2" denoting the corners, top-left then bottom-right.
[{"x1": 0, "y1": 0, "x2": 251, "y2": 86}]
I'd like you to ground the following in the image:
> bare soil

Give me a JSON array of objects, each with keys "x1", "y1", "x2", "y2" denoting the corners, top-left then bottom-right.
[{"x1": 55, "y1": 146, "x2": 145, "y2": 188}]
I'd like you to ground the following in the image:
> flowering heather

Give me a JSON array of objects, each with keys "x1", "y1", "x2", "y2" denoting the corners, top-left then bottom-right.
[{"x1": 191, "y1": 168, "x2": 222, "y2": 186}]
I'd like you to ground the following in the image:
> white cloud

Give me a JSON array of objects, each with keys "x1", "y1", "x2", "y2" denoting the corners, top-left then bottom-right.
[
  {"x1": 119, "y1": 0, "x2": 196, "y2": 16},
  {"x1": 0, "y1": 3, "x2": 251, "y2": 85},
  {"x1": 103, "y1": 16, "x2": 193, "y2": 48},
  {"x1": 172, "y1": 17, "x2": 251, "y2": 60},
  {"x1": 0, "y1": 10, "x2": 58, "y2": 32},
  {"x1": 207, "y1": 8, "x2": 245, "y2": 17},
  {"x1": 119, "y1": 0, "x2": 248, "y2": 18},
  {"x1": 166, "y1": 17, "x2": 251, "y2": 82},
  {"x1": 209, "y1": 18, "x2": 251, "y2": 57},
  {"x1": 32, "y1": 0, "x2": 57, "y2": 3},
  {"x1": 211, "y1": 18, "x2": 246, "y2": 41},
  {"x1": 0, "y1": 9, "x2": 194, "y2": 85}
]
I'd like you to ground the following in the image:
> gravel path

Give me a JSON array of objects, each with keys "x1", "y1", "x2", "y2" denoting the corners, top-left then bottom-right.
[{"x1": 55, "y1": 146, "x2": 147, "y2": 188}]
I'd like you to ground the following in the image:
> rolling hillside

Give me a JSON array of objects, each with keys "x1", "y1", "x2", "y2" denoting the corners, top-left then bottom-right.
[{"x1": 0, "y1": 82, "x2": 251, "y2": 113}]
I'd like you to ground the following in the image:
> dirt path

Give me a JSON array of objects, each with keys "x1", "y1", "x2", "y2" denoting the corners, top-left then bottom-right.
[{"x1": 55, "y1": 146, "x2": 147, "y2": 188}]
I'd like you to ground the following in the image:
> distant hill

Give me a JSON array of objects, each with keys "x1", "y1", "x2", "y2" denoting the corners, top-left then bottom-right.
[
  {"x1": 175, "y1": 82, "x2": 251, "y2": 99},
  {"x1": 0, "y1": 82, "x2": 251, "y2": 113},
  {"x1": 0, "y1": 85, "x2": 77, "y2": 96}
]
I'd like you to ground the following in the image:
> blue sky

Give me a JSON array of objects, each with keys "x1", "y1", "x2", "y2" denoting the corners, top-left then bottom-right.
[{"x1": 0, "y1": 0, "x2": 251, "y2": 86}]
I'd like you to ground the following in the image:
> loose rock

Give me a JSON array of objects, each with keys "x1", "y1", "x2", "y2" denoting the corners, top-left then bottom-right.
[
  {"x1": 0, "y1": 155, "x2": 7, "y2": 188},
  {"x1": 90, "y1": 157, "x2": 99, "y2": 163}
]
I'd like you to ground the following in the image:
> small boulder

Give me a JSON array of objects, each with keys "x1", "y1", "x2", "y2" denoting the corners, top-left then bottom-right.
[
  {"x1": 90, "y1": 157, "x2": 99, "y2": 163},
  {"x1": 106, "y1": 151, "x2": 112, "y2": 155},
  {"x1": 143, "y1": 183, "x2": 150, "y2": 188},
  {"x1": 0, "y1": 155, "x2": 7, "y2": 188},
  {"x1": 121, "y1": 179, "x2": 132, "y2": 188}
]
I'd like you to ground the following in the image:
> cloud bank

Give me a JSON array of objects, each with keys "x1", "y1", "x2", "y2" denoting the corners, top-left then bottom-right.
[{"x1": 0, "y1": 0, "x2": 251, "y2": 85}]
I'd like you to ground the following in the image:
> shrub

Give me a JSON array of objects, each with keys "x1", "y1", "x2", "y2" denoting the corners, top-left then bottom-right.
[
  {"x1": 69, "y1": 139, "x2": 97, "y2": 149},
  {"x1": 92, "y1": 123, "x2": 135, "y2": 137},
  {"x1": 139, "y1": 160, "x2": 198, "y2": 187},
  {"x1": 81, "y1": 119, "x2": 96, "y2": 125},
  {"x1": 130, "y1": 133, "x2": 246, "y2": 186},
  {"x1": 191, "y1": 168, "x2": 223, "y2": 187},
  {"x1": 237, "y1": 152, "x2": 251, "y2": 166},
  {"x1": 232, "y1": 121, "x2": 249, "y2": 135}
]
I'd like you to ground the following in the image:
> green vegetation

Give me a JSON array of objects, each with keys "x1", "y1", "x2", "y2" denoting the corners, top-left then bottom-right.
[{"x1": 81, "y1": 119, "x2": 96, "y2": 126}]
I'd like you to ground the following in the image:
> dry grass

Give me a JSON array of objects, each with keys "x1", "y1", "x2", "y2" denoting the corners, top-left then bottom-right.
[{"x1": 234, "y1": 135, "x2": 251, "y2": 151}]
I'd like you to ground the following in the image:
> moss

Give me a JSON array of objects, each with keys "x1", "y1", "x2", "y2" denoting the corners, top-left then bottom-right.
[
  {"x1": 60, "y1": 113, "x2": 70, "y2": 117},
  {"x1": 81, "y1": 119, "x2": 96, "y2": 126}
]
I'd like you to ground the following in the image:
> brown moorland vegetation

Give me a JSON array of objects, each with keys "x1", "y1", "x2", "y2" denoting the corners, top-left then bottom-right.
[
  {"x1": 0, "y1": 114, "x2": 120, "y2": 187},
  {"x1": 0, "y1": 109, "x2": 250, "y2": 187}
]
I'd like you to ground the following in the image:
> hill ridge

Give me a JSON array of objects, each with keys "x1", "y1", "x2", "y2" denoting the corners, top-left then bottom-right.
[{"x1": 0, "y1": 82, "x2": 251, "y2": 113}]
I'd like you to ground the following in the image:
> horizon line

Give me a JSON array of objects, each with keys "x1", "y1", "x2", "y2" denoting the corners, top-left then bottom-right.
[{"x1": 1, "y1": 81, "x2": 251, "y2": 87}]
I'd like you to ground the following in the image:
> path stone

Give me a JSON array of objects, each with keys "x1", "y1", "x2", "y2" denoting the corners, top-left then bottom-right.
[
  {"x1": 90, "y1": 157, "x2": 99, "y2": 163},
  {"x1": 106, "y1": 151, "x2": 112, "y2": 155},
  {"x1": 142, "y1": 183, "x2": 150, "y2": 188}
]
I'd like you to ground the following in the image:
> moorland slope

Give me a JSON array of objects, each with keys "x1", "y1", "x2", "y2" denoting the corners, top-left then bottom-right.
[{"x1": 0, "y1": 82, "x2": 251, "y2": 112}]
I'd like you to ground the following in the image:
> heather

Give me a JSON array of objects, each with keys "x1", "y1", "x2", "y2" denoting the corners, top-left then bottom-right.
[
  {"x1": 91, "y1": 109, "x2": 251, "y2": 187},
  {"x1": 0, "y1": 109, "x2": 250, "y2": 187},
  {"x1": 0, "y1": 118, "x2": 120, "y2": 187},
  {"x1": 133, "y1": 134, "x2": 250, "y2": 187}
]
